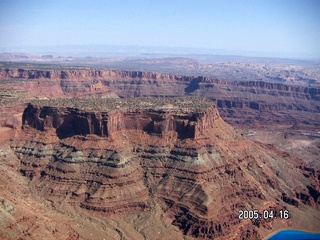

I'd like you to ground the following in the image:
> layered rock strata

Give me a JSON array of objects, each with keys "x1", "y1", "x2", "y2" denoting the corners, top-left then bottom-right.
[
  {"x1": 1, "y1": 68, "x2": 319, "y2": 126},
  {"x1": 9, "y1": 97, "x2": 319, "y2": 239},
  {"x1": 1, "y1": 68, "x2": 319, "y2": 100},
  {"x1": 22, "y1": 98, "x2": 219, "y2": 139}
]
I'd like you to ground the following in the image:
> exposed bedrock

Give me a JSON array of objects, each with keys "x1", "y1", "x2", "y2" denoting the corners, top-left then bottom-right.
[
  {"x1": 1, "y1": 68, "x2": 319, "y2": 109},
  {"x1": 9, "y1": 98, "x2": 320, "y2": 239},
  {"x1": 22, "y1": 101, "x2": 219, "y2": 140}
]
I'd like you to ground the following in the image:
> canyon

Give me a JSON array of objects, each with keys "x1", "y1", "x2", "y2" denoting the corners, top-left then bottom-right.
[
  {"x1": 1, "y1": 68, "x2": 319, "y2": 127},
  {"x1": 0, "y1": 66, "x2": 319, "y2": 239}
]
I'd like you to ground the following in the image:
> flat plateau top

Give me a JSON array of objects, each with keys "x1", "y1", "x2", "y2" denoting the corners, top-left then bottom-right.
[{"x1": 30, "y1": 97, "x2": 215, "y2": 113}]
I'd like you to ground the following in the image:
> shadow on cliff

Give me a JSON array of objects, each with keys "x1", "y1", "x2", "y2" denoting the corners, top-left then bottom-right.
[
  {"x1": 184, "y1": 78, "x2": 201, "y2": 93},
  {"x1": 56, "y1": 121, "x2": 78, "y2": 139}
]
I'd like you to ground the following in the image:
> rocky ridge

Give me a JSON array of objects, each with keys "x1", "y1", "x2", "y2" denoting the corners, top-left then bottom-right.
[
  {"x1": 1, "y1": 68, "x2": 319, "y2": 100},
  {"x1": 23, "y1": 98, "x2": 218, "y2": 140},
  {"x1": 1, "y1": 68, "x2": 319, "y2": 127},
  {"x1": 7, "y1": 97, "x2": 320, "y2": 239}
]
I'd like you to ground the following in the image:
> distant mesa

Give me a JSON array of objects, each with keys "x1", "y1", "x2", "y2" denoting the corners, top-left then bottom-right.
[{"x1": 1, "y1": 67, "x2": 319, "y2": 127}]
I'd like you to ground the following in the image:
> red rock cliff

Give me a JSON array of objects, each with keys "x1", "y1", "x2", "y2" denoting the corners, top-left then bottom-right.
[
  {"x1": 22, "y1": 98, "x2": 220, "y2": 140},
  {"x1": 1, "y1": 68, "x2": 319, "y2": 100},
  {"x1": 9, "y1": 97, "x2": 320, "y2": 239}
]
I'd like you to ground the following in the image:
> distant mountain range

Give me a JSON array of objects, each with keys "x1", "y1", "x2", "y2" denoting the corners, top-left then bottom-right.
[{"x1": 1, "y1": 44, "x2": 318, "y2": 60}]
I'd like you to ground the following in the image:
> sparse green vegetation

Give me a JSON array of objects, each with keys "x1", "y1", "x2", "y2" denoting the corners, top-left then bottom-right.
[
  {"x1": 30, "y1": 97, "x2": 215, "y2": 113},
  {"x1": 0, "y1": 88, "x2": 31, "y2": 107}
]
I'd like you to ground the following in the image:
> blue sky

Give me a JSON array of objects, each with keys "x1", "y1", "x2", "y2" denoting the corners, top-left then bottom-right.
[{"x1": 0, "y1": 0, "x2": 319, "y2": 58}]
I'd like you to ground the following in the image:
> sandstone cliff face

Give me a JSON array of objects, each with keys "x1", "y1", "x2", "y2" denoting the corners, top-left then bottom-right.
[
  {"x1": 0, "y1": 69, "x2": 320, "y2": 101},
  {"x1": 9, "y1": 99, "x2": 320, "y2": 239},
  {"x1": 1, "y1": 68, "x2": 319, "y2": 126},
  {"x1": 22, "y1": 101, "x2": 219, "y2": 140}
]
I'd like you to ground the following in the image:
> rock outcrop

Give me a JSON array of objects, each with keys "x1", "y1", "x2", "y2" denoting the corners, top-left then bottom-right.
[
  {"x1": 1, "y1": 68, "x2": 319, "y2": 100},
  {"x1": 1, "y1": 68, "x2": 319, "y2": 126},
  {"x1": 8, "y1": 97, "x2": 320, "y2": 239},
  {"x1": 22, "y1": 98, "x2": 219, "y2": 140}
]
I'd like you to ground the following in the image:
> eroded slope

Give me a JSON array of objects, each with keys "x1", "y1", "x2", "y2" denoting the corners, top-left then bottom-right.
[{"x1": 4, "y1": 97, "x2": 319, "y2": 239}]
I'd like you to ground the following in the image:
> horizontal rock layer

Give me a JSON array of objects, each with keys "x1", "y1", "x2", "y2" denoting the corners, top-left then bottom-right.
[
  {"x1": 1, "y1": 68, "x2": 319, "y2": 127},
  {"x1": 1, "y1": 68, "x2": 319, "y2": 100},
  {"x1": 9, "y1": 99, "x2": 320, "y2": 239},
  {"x1": 22, "y1": 98, "x2": 219, "y2": 140}
]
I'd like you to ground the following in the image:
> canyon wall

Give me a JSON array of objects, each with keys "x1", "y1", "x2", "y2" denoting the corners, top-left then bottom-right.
[
  {"x1": 1, "y1": 68, "x2": 320, "y2": 238},
  {"x1": 8, "y1": 99, "x2": 320, "y2": 239},
  {"x1": 1, "y1": 68, "x2": 319, "y2": 126},
  {"x1": 1, "y1": 68, "x2": 319, "y2": 100},
  {"x1": 0, "y1": 68, "x2": 319, "y2": 99},
  {"x1": 22, "y1": 102, "x2": 219, "y2": 140}
]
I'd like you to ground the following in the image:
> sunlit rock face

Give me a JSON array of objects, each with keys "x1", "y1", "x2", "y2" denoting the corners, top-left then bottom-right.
[
  {"x1": 7, "y1": 97, "x2": 319, "y2": 239},
  {"x1": 1, "y1": 67, "x2": 319, "y2": 103},
  {"x1": 22, "y1": 98, "x2": 219, "y2": 140}
]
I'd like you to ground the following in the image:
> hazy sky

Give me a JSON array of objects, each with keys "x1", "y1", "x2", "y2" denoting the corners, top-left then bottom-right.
[{"x1": 0, "y1": 0, "x2": 319, "y2": 58}]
